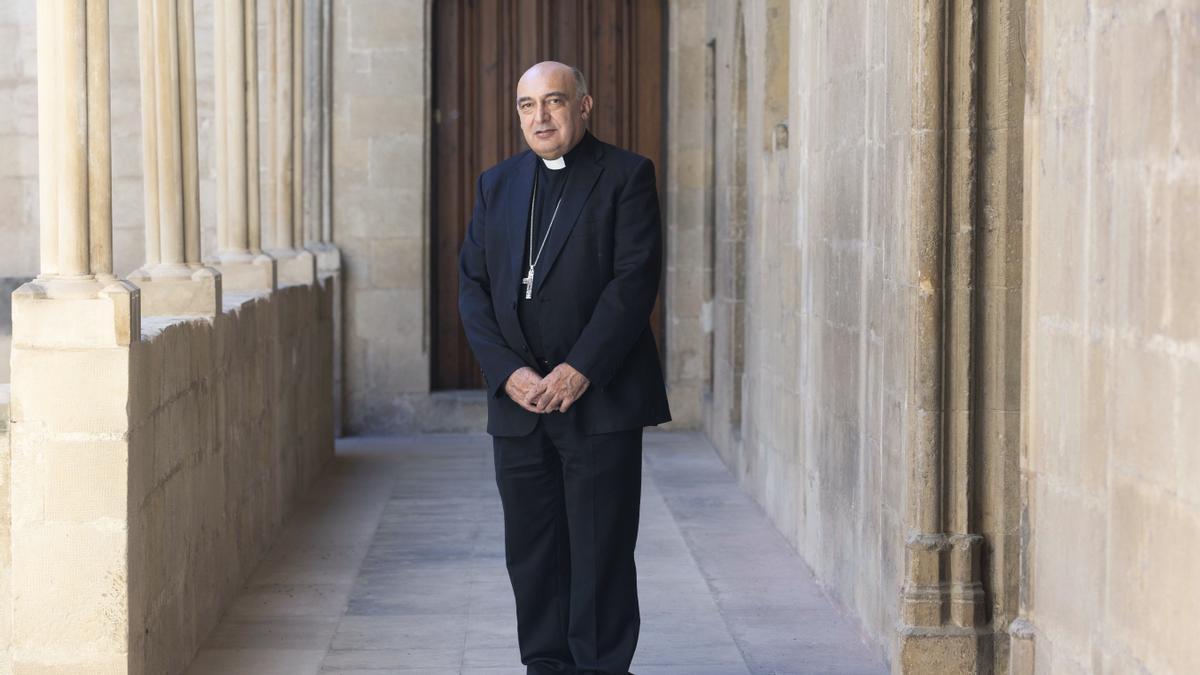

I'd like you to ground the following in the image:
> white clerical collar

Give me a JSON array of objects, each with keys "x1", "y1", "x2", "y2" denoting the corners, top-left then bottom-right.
[{"x1": 542, "y1": 156, "x2": 566, "y2": 170}]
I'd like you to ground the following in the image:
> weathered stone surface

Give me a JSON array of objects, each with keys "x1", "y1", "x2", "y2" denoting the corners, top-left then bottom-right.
[
  {"x1": 332, "y1": 0, "x2": 430, "y2": 432},
  {"x1": 0, "y1": 1, "x2": 1195, "y2": 673},
  {"x1": 1019, "y1": 1, "x2": 1200, "y2": 673},
  {"x1": 669, "y1": 1, "x2": 1029, "y2": 672},
  {"x1": 7, "y1": 282, "x2": 334, "y2": 674}
]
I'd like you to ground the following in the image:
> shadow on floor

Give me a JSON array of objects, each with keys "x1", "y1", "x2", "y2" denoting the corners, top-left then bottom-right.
[{"x1": 186, "y1": 432, "x2": 888, "y2": 675}]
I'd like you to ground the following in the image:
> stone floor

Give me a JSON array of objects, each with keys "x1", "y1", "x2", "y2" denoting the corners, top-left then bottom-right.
[{"x1": 186, "y1": 432, "x2": 887, "y2": 675}]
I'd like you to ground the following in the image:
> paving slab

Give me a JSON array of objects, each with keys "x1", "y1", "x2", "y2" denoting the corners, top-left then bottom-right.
[{"x1": 187, "y1": 432, "x2": 887, "y2": 675}]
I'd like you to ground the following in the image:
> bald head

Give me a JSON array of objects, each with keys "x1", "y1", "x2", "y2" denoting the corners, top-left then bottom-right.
[
  {"x1": 516, "y1": 61, "x2": 593, "y2": 159},
  {"x1": 518, "y1": 61, "x2": 588, "y2": 98}
]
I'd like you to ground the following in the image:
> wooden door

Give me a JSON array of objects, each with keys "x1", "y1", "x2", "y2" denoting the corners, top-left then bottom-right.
[{"x1": 432, "y1": 0, "x2": 667, "y2": 390}]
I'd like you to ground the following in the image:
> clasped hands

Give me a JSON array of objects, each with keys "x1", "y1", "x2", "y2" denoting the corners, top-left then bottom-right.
[{"x1": 504, "y1": 364, "x2": 590, "y2": 414}]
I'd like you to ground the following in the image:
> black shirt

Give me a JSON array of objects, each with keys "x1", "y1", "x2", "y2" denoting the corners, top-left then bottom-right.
[{"x1": 518, "y1": 139, "x2": 587, "y2": 365}]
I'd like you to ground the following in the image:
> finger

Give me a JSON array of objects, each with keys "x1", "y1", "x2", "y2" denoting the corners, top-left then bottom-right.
[
  {"x1": 524, "y1": 383, "x2": 547, "y2": 407},
  {"x1": 558, "y1": 395, "x2": 575, "y2": 412},
  {"x1": 537, "y1": 386, "x2": 564, "y2": 413},
  {"x1": 519, "y1": 389, "x2": 544, "y2": 413},
  {"x1": 559, "y1": 379, "x2": 589, "y2": 411}
]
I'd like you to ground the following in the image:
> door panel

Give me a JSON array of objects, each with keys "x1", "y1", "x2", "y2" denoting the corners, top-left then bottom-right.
[{"x1": 432, "y1": 0, "x2": 666, "y2": 390}]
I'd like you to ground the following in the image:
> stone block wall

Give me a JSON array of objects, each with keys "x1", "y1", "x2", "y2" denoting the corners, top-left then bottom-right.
[
  {"x1": 662, "y1": 0, "x2": 711, "y2": 428},
  {"x1": 2, "y1": 281, "x2": 334, "y2": 674},
  {"x1": 331, "y1": 0, "x2": 434, "y2": 432},
  {"x1": 1018, "y1": 1, "x2": 1200, "y2": 672},
  {"x1": 0, "y1": 2, "x2": 39, "y2": 279},
  {"x1": 128, "y1": 283, "x2": 334, "y2": 673},
  {"x1": 668, "y1": 0, "x2": 915, "y2": 660},
  {"x1": 751, "y1": 0, "x2": 914, "y2": 654},
  {"x1": 671, "y1": 1, "x2": 1027, "y2": 669}
]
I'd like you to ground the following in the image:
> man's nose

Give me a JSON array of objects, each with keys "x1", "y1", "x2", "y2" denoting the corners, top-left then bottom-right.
[{"x1": 535, "y1": 102, "x2": 551, "y2": 121}]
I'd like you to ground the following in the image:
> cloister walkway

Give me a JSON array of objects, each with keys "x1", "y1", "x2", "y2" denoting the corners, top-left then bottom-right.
[{"x1": 185, "y1": 433, "x2": 887, "y2": 675}]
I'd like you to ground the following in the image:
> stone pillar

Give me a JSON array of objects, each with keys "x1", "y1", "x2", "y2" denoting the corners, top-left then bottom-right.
[
  {"x1": 9, "y1": 1, "x2": 141, "y2": 671},
  {"x1": 268, "y1": 0, "x2": 317, "y2": 286},
  {"x1": 213, "y1": 0, "x2": 277, "y2": 292},
  {"x1": 127, "y1": 0, "x2": 222, "y2": 316},
  {"x1": 898, "y1": 1, "x2": 989, "y2": 672},
  {"x1": 304, "y1": 0, "x2": 342, "y2": 434}
]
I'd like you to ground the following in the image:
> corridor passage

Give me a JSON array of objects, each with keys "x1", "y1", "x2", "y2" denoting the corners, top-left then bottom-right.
[{"x1": 186, "y1": 433, "x2": 887, "y2": 675}]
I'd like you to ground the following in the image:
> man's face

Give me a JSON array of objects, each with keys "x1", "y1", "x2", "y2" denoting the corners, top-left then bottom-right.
[{"x1": 516, "y1": 63, "x2": 593, "y2": 160}]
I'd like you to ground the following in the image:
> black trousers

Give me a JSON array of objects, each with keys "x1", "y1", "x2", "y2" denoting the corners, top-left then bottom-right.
[{"x1": 492, "y1": 413, "x2": 643, "y2": 675}]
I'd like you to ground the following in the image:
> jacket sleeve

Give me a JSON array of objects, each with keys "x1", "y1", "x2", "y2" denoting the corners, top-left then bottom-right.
[
  {"x1": 564, "y1": 158, "x2": 662, "y2": 388},
  {"x1": 458, "y1": 172, "x2": 527, "y2": 398}
]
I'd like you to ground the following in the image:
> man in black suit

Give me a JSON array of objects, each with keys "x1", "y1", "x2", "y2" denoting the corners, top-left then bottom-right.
[{"x1": 458, "y1": 61, "x2": 670, "y2": 675}]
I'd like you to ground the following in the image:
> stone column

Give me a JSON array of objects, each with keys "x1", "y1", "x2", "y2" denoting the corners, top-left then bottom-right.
[
  {"x1": 127, "y1": 0, "x2": 222, "y2": 316},
  {"x1": 212, "y1": 0, "x2": 277, "y2": 292},
  {"x1": 268, "y1": 0, "x2": 317, "y2": 285},
  {"x1": 898, "y1": 1, "x2": 989, "y2": 672},
  {"x1": 15, "y1": 0, "x2": 139, "y2": 322},
  {"x1": 9, "y1": 1, "x2": 141, "y2": 671},
  {"x1": 304, "y1": 0, "x2": 343, "y2": 434}
]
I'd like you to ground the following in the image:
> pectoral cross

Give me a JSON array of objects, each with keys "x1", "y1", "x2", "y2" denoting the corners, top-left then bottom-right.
[{"x1": 522, "y1": 265, "x2": 535, "y2": 300}]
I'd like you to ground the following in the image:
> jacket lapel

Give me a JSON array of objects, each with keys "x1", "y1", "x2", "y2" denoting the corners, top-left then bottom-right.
[
  {"x1": 531, "y1": 143, "x2": 603, "y2": 296},
  {"x1": 507, "y1": 152, "x2": 536, "y2": 288}
]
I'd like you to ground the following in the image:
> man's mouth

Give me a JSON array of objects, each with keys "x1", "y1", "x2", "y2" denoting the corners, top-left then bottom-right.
[{"x1": 534, "y1": 129, "x2": 556, "y2": 138}]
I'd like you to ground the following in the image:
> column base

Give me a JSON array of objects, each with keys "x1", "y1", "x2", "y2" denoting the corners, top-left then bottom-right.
[
  {"x1": 899, "y1": 533, "x2": 990, "y2": 673},
  {"x1": 270, "y1": 248, "x2": 317, "y2": 286},
  {"x1": 127, "y1": 264, "x2": 222, "y2": 317},
  {"x1": 901, "y1": 533, "x2": 951, "y2": 626},
  {"x1": 305, "y1": 241, "x2": 341, "y2": 279},
  {"x1": 897, "y1": 625, "x2": 992, "y2": 674},
  {"x1": 11, "y1": 276, "x2": 141, "y2": 347},
  {"x1": 212, "y1": 251, "x2": 277, "y2": 293}
]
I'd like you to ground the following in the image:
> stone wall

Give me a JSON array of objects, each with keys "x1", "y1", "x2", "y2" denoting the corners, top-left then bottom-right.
[
  {"x1": 132, "y1": 283, "x2": 334, "y2": 673},
  {"x1": 331, "y1": 0, "x2": 438, "y2": 432},
  {"x1": 669, "y1": 0, "x2": 916, "y2": 660},
  {"x1": 1016, "y1": 1, "x2": 1200, "y2": 673},
  {"x1": 2, "y1": 280, "x2": 333, "y2": 674},
  {"x1": 661, "y1": 0, "x2": 710, "y2": 428},
  {"x1": 669, "y1": 1, "x2": 1029, "y2": 669},
  {"x1": 0, "y1": 2, "x2": 38, "y2": 279}
]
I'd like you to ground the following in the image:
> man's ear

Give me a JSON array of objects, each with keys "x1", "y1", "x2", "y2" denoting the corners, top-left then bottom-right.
[{"x1": 580, "y1": 94, "x2": 594, "y2": 120}]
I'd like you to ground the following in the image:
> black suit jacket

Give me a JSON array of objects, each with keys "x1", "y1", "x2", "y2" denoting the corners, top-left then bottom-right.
[{"x1": 458, "y1": 132, "x2": 672, "y2": 436}]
